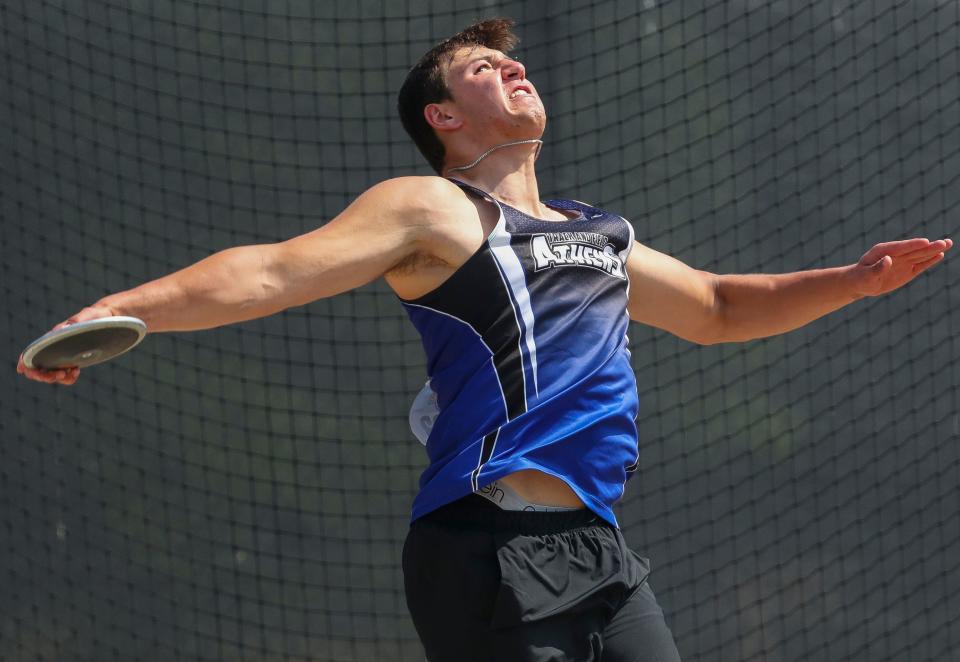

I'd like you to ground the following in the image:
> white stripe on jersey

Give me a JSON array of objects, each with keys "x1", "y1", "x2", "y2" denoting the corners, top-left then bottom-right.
[{"x1": 488, "y1": 210, "x2": 541, "y2": 399}]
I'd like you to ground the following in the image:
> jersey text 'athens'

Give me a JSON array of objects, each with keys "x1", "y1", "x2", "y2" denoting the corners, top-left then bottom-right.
[{"x1": 531, "y1": 232, "x2": 626, "y2": 279}]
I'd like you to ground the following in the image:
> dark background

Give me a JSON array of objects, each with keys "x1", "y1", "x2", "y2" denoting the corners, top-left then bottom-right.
[{"x1": 2, "y1": 1, "x2": 958, "y2": 660}]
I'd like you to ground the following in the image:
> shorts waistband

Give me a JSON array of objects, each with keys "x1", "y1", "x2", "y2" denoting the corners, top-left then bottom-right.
[{"x1": 416, "y1": 493, "x2": 608, "y2": 535}]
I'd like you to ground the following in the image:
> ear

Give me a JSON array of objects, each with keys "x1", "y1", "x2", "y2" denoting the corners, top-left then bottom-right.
[{"x1": 424, "y1": 102, "x2": 463, "y2": 132}]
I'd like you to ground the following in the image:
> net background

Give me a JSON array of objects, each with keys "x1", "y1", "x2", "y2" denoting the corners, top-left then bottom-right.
[{"x1": 2, "y1": 0, "x2": 958, "y2": 660}]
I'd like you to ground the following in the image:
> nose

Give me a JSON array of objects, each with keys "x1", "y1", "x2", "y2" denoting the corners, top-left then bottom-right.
[{"x1": 502, "y1": 58, "x2": 525, "y2": 81}]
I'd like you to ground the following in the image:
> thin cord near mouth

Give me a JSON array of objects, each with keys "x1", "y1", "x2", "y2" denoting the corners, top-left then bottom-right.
[{"x1": 445, "y1": 139, "x2": 543, "y2": 173}]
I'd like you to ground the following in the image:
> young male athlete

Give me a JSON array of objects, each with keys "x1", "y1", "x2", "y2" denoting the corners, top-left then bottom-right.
[{"x1": 17, "y1": 18, "x2": 952, "y2": 662}]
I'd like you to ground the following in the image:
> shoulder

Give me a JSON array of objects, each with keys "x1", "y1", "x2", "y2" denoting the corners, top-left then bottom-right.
[
  {"x1": 363, "y1": 176, "x2": 473, "y2": 215},
  {"x1": 355, "y1": 177, "x2": 483, "y2": 247}
]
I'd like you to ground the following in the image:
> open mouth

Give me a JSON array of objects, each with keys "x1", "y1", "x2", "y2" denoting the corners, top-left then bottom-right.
[{"x1": 509, "y1": 86, "x2": 532, "y2": 99}]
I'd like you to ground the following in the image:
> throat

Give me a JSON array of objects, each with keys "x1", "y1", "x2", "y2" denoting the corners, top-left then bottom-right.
[{"x1": 445, "y1": 138, "x2": 543, "y2": 173}]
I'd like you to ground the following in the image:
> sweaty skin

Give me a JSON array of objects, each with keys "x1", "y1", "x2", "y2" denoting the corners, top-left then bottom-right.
[{"x1": 17, "y1": 46, "x2": 952, "y2": 508}]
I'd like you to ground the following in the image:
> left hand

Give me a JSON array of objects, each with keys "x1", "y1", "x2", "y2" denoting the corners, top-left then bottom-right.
[{"x1": 851, "y1": 237, "x2": 953, "y2": 297}]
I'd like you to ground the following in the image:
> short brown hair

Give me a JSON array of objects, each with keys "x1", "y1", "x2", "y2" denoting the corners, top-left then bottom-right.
[{"x1": 397, "y1": 18, "x2": 519, "y2": 174}]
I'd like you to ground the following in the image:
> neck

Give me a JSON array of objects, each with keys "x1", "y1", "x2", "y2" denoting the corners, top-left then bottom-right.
[{"x1": 443, "y1": 140, "x2": 549, "y2": 217}]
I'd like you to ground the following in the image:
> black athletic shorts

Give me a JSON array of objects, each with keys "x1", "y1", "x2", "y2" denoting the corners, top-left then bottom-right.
[{"x1": 402, "y1": 494, "x2": 681, "y2": 662}]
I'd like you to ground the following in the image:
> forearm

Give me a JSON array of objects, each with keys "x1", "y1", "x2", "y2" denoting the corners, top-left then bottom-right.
[
  {"x1": 713, "y1": 265, "x2": 861, "y2": 343},
  {"x1": 95, "y1": 245, "x2": 283, "y2": 332}
]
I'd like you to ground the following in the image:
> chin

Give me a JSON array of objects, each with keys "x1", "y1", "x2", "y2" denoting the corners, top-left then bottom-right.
[{"x1": 508, "y1": 110, "x2": 546, "y2": 135}]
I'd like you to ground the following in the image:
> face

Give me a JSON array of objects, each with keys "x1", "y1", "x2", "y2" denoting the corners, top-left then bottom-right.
[{"x1": 428, "y1": 46, "x2": 546, "y2": 139}]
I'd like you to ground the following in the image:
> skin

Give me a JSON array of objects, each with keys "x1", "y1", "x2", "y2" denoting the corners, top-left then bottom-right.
[{"x1": 17, "y1": 45, "x2": 953, "y2": 508}]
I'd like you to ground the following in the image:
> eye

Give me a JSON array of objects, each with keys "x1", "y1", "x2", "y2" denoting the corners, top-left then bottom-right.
[{"x1": 475, "y1": 63, "x2": 492, "y2": 73}]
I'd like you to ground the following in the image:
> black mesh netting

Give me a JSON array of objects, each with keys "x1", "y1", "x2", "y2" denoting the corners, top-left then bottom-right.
[{"x1": 2, "y1": 1, "x2": 959, "y2": 660}]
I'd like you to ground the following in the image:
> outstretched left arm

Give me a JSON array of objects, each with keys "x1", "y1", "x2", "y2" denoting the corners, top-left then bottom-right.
[{"x1": 626, "y1": 237, "x2": 952, "y2": 345}]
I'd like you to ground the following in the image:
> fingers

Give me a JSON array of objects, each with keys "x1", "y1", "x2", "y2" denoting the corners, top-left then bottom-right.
[
  {"x1": 899, "y1": 238, "x2": 952, "y2": 263},
  {"x1": 867, "y1": 238, "x2": 934, "y2": 258},
  {"x1": 912, "y1": 251, "x2": 946, "y2": 274},
  {"x1": 20, "y1": 366, "x2": 80, "y2": 385},
  {"x1": 16, "y1": 353, "x2": 80, "y2": 385},
  {"x1": 60, "y1": 367, "x2": 81, "y2": 385}
]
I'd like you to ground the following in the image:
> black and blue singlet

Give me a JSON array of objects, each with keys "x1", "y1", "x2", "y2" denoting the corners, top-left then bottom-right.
[{"x1": 402, "y1": 179, "x2": 640, "y2": 528}]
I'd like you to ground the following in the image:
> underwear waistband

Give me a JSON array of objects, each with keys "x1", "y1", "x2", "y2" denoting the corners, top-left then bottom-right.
[
  {"x1": 418, "y1": 492, "x2": 606, "y2": 535},
  {"x1": 475, "y1": 479, "x2": 582, "y2": 513}
]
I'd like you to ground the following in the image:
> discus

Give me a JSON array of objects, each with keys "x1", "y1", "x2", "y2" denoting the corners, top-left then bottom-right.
[{"x1": 21, "y1": 316, "x2": 147, "y2": 370}]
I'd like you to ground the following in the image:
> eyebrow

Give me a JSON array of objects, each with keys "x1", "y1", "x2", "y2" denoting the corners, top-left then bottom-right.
[{"x1": 464, "y1": 52, "x2": 505, "y2": 68}]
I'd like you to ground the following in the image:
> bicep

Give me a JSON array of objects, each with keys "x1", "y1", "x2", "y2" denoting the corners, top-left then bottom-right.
[
  {"x1": 261, "y1": 178, "x2": 426, "y2": 307},
  {"x1": 626, "y1": 241, "x2": 722, "y2": 345}
]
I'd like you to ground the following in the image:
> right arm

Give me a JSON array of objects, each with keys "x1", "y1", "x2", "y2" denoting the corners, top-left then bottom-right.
[
  {"x1": 18, "y1": 176, "x2": 440, "y2": 381},
  {"x1": 95, "y1": 177, "x2": 433, "y2": 331}
]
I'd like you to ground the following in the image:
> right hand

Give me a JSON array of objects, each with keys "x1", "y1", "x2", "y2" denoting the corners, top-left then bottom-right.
[{"x1": 16, "y1": 304, "x2": 116, "y2": 386}]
